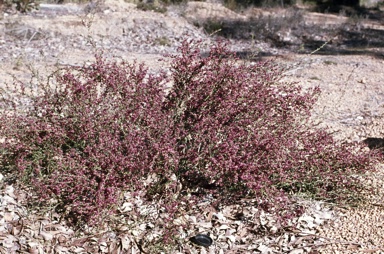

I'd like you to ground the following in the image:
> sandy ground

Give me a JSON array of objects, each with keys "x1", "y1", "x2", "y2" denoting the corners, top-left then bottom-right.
[{"x1": 0, "y1": 0, "x2": 384, "y2": 253}]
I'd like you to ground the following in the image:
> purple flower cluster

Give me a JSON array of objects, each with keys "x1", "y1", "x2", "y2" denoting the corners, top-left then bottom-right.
[{"x1": 0, "y1": 40, "x2": 380, "y2": 230}]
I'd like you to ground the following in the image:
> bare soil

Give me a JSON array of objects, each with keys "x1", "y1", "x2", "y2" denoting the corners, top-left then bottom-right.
[{"x1": 0, "y1": 0, "x2": 384, "y2": 253}]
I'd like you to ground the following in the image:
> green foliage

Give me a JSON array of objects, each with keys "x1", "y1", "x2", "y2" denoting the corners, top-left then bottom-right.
[
  {"x1": 2, "y1": 0, "x2": 40, "y2": 12},
  {"x1": 136, "y1": 1, "x2": 167, "y2": 13}
]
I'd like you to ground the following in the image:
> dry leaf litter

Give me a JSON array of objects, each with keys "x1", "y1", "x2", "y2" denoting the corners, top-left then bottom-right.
[
  {"x1": 1, "y1": 0, "x2": 384, "y2": 253},
  {"x1": 1, "y1": 165, "x2": 384, "y2": 253}
]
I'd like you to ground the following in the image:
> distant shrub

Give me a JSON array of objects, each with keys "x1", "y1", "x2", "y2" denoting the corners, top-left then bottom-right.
[
  {"x1": 2, "y1": 0, "x2": 40, "y2": 13},
  {"x1": 0, "y1": 40, "x2": 380, "y2": 234},
  {"x1": 199, "y1": 8, "x2": 304, "y2": 44},
  {"x1": 136, "y1": 2, "x2": 167, "y2": 13},
  {"x1": 224, "y1": 0, "x2": 296, "y2": 10}
]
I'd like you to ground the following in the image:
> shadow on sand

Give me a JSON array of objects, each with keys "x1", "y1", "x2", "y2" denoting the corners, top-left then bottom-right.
[{"x1": 200, "y1": 6, "x2": 384, "y2": 60}]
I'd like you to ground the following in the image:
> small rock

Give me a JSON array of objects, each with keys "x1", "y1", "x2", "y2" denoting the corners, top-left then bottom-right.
[{"x1": 289, "y1": 249, "x2": 304, "y2": 254}]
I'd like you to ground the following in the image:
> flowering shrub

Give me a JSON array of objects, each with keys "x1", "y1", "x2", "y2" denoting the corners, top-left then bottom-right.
[
  {"x1": 0, "y1": 58, "x2": 177, "y2": 224},
  {"x1": 0, "y1": 40, "x2": 380, "y2": 231},
  {"x1": 163, "y1": 40, "x2": 380, "y2": 210}
]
